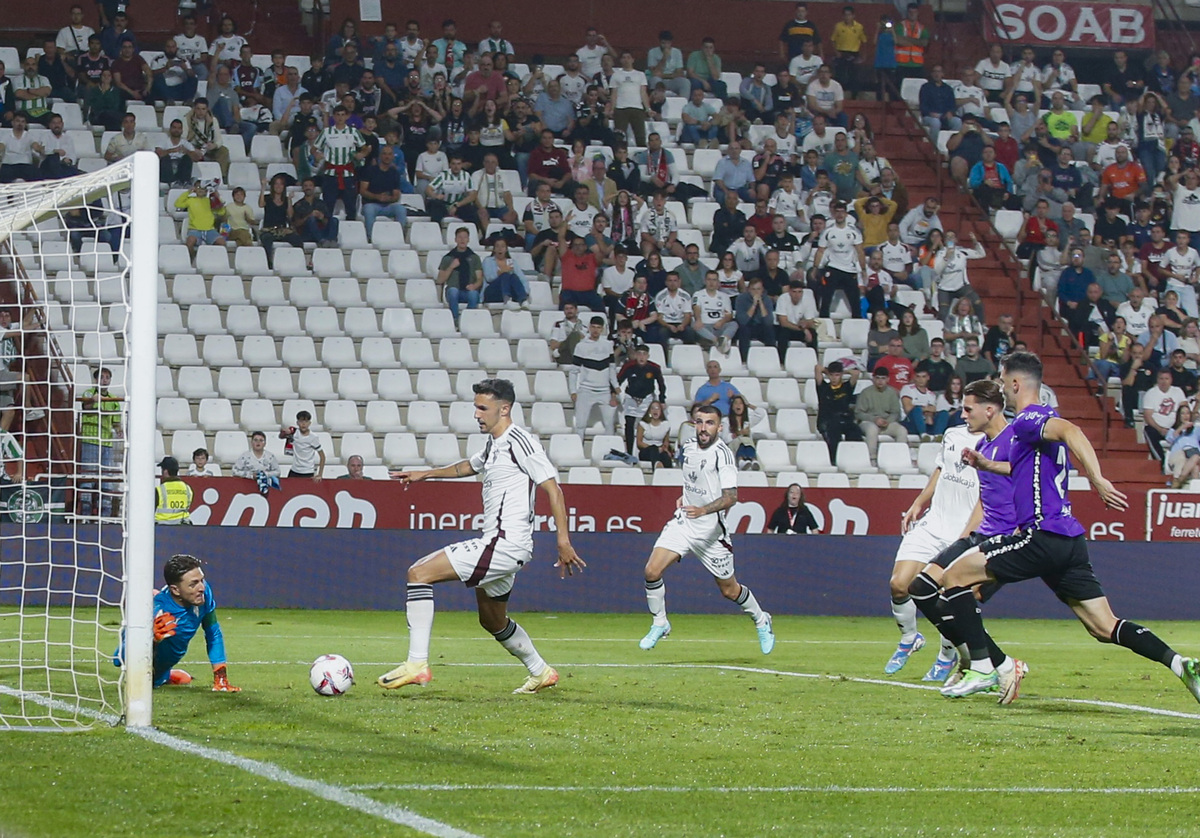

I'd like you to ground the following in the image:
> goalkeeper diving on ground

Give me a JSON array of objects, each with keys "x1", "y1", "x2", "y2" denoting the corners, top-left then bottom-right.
[{"x1": 113, "y1": 554, "x2": 240, "y2": 691}]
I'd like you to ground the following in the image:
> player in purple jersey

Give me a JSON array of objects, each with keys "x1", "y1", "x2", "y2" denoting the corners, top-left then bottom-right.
[
  {"x1": 939, "y1": 352, "x2": 1200, "y2": 705},
  {"x1": 907, "y1": 379, "x2": 1027, "y2": 698}
]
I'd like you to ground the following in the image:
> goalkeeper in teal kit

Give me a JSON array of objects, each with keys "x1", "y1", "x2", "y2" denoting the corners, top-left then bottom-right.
[{"x1": 113, "y1": 554, "x2": 241, "y2": 691}]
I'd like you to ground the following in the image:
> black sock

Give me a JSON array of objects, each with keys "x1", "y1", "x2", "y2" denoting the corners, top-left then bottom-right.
[
  {"x1": 940, "y1": 586, "x2": 996, "y2": 664},
  {"x1": 1112, "y1": 619, "x2": 1178, "y2": 668},
  {"x1": 909, "y1": 573, "x2": 963, "y2": 645}
]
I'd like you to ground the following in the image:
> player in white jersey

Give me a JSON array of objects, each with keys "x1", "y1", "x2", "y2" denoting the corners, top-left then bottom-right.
[
  {"x1": 638, "y1": 405, "x2": 776, "y2": 654},
  {"x1": 378, "y1": 379, "x2": 586, "y2": 694},
  {"x1": 884, "y1": 424, "x2": 983, "y2": 681}
]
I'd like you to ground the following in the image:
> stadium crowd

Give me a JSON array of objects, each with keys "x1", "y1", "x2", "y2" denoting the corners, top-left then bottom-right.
[{"x1": 1, "y1": 1, "x2": 1198, "y2": 482}]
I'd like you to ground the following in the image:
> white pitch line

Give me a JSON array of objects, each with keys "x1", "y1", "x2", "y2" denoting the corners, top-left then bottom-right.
[
  {"x1": 348, "y1": 782, "x2": 1200, "y2": 795},
  {"x1": 0, "y1": 685, "x2": 483, "y2": 838},
  {"x1": 216, "y1": 661, "x2": 1200, "y2": 721}
]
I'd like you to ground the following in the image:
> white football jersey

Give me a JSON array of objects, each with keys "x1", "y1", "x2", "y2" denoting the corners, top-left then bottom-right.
[
  {"x1": 678, "y1": 437, "x2": 739, "y2": 539},
  {"x1": 817, "y1": 223, "x2": 862, "y2": 273},
  {"x1": 920, "y1": 425, "x2": 984, "y2": 541},
  {"x1": 469, "y1": 424, "x2": 557, "y2": 548}
]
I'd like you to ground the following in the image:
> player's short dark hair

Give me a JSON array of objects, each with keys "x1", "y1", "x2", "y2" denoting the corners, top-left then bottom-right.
[
  {"x1": 473, "y1": 377, "x2": 516, "y2": 405},
  {"x1": 826, "y1": 361, "x2": 844, "y2": 373},
  {"x1": 163, "y1": 554, "x2": 202, "y2": 586},
  {"x1": 296, "y1": 410, "x2": 312, "y2": 421},
  {"x1": 590, "y1": 315, "x2": 606, "y2": 327},
  {"x1": 964, "y1": 378, "x2": 1004, "y2": 406},
  {"x1": 695, "y1": 403, "x2": 723, "y2": 420},
  {"x1": 1000, "y1": 350, "x2": 1043, "y2": 383},
  {"x1": 193, "y1": 447, "x2": 208, "y2": 459}
]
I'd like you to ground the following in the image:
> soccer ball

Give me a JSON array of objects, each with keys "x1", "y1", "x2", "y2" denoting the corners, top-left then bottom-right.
[{"x1": 309, "y1": 654, "x2": 354, "y2": 696}]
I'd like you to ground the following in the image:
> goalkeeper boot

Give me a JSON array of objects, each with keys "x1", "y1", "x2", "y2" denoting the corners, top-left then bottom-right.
[
  {"x1": 168, "y1": 669, "x2": 192, "y2": 685},
  {"x1": 884, "y1": 632, "x2": 925, "y2": 674},
  {"x1": 940, "y1": 668, "x2": 999, "y2": 698},
  {"x1": 756, "y1": 613, "x2": 776, "y2": 655},
  {"x1": 377, "y1": 661, "x2": 432, "y2": 690},
  {"x1": 512, "y1": 666, "x2": 558, "y2": 694},
  {"x1": 639, "y1": 621, "x2": 671, "y2": 650},
  {"x1": 996, "y1": 658, "x2": 1029, "y2": 706},
  {"x1": 922, "y1": 651, "x2": 958, "y2": 682},
  {"x1": 1180, "y1": 657, "x2": 1200, "y2": 704}
]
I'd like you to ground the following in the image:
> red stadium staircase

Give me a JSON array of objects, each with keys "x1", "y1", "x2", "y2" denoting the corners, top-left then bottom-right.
[{"x1": 862, "y1": 98, "x2": 1160, "y2": 490}]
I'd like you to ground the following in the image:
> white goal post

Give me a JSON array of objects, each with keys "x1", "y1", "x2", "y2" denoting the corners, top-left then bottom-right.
[{"x1": 0, "y1": 151, "x2": 158, "y2": 729}]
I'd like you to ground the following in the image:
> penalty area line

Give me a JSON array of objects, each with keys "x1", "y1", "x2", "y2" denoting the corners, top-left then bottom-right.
[
  {"x1": 0, "y1": 685, "x2": 484, "y2": 838},
  {"x1": 227, "y1": 661, "x2": 1200, "y2": 721},
  {"x1": 346, "y1": 782, "x2": 1200, "y2": 795}
]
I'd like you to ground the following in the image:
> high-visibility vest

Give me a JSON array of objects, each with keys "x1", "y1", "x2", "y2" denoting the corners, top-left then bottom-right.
[
  {"x1": 895, "y1": 21, "x2": 926, "y2": 67},
  {"x1": 155, "y1": 480, "x2": 193, "y2": 524}
]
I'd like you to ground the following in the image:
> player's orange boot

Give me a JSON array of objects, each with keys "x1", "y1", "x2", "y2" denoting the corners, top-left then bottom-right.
[
  {"x1": 377, "y1": 661, "x2": 432, "y2": 689},
  {"x1": 168, "y1": 669, "x2": 192, "y2": 685}
]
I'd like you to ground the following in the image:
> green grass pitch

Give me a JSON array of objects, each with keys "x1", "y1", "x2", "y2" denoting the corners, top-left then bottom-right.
[{"x1": 4, "y1": 610, "x2": 1200, "y2": 837}]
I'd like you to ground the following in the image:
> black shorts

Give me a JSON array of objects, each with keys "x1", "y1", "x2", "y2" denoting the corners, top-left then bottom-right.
[
  {"x1": 980, "y1": 529, "x2": 1104, "y2": 604},
  {"x1": 930, "y1": 531, "x2": 1002, "y2": 604}
]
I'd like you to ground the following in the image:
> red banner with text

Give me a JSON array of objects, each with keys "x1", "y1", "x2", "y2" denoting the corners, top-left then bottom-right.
[
  {"x1": 183, "y1": 478, "x2": 1144, "y2": 540},
  {"x1": 985, "y1": 0, "x2": 1154, "y2": 50}
]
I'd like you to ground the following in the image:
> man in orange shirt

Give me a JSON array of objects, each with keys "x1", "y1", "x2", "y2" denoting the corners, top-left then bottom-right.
[{"x1": 1099, "y1": 145, "x2": 1147, "y2": 210}]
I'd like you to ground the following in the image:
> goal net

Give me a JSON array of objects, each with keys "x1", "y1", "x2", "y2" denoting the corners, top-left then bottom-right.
[{"x1": 0, "y1": 152, "x2": 158, "y2": 729}]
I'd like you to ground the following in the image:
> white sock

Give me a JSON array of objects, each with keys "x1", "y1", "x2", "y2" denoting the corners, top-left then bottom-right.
[
  {"x1": 892, "y1": 596, "x2": 919, "y2": 643},
  {"x1": 405, "y1": 584, "x2": 434, "y2": 664},
  {"x1": 736, "y1": 585, "x2": 766, "y2": 625},
  {"x1": 646, "y1": 579, "x2": 668, "y2": 626},
  {"x1": 996, "y1": 656, "x2": 1014, "y2": 674},
  {"x1": 493, "y1": 619, "x2": 546, "y2": 676},
  {"x1": 970, "y1": 658, "x2": 995, "y2": 674},
  {"x1": 1171, "y1": 654, "x2": 1184, "y2": 677},
  {"x1": 939, "y1": 636, "x2": 958, "y2": 661}
]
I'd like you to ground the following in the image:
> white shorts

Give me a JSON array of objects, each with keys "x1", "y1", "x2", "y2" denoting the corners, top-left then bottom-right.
[
  {"x1": 444, "y1": 535, "x2": 531, "y2": 599},
  {"x1": 894, "y1": 521, "x2": 954, "y2": 566},
  {"x1": 623, "y1": 393, "x2": 653, "y2": 419},
  {"x1": 653, "y1": 511, "x2": 735, "y2": 579}
]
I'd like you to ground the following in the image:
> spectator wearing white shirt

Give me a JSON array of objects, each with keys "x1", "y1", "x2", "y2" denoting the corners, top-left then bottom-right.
[
  {"x1": 788, "y1": 40, "x2": 823, "y2": 89},
  {"x1": 603, "y1": 247, "x2": 637, "y2": 328},
  {"x1": 691, "y1": 271, "x2": 738, "y2": 352},
  {"x1": 954, "y1": 68, "x2": 990, "y2": 126},
  {"x1": 1040, "y1": 49, "x2": 1078, "y2": 107},
  {"x1": 232, "y1": 431, "x2": 281, "y2": 479},
  {"x1": 1163, "y1": 229, "x2": 1200, "y2": 317},
  {"x1": 729, "y1": 224, "x2": 769, "y2": 274},
  {"x1": 149, "y1": 39, "x2": 198, "y2": 106},
  {"x1": 175, "y1": 16, "x2": 210, "y2": 80},
  {"x1": 712, "y1": 145, "x2": 755, "y2": 205},
  {"x1": 806, "y1": 65, "x2": 846, "y2": 127},
  {"x1": 646, "y1": 30, "x2": 689, "y2": 98},
  {"x1": 0, "y1": 114, "x2": 41, "y2": 183},
  {"x1": 1170, "y1": 168, "x2": 1200, "y2": 251},
  {"x1": 768, "y1": 172, "x2": 807, "y2": 232},
  {"x1": 813, "y1": 201, "x2": 865, "y2": 318},
  {"x1": 576, "y1": 28, "x2": 616, "y2": 80},
  {"x1": 975, "y1": 44, "x2": 1010, "y2": 103},
  {"x1": 932, "y1": 231, "x2": 986, "y2": 320},
  {"x1": 1142, "y1": 368, "x2": 1186, "y2": 460},
  {"x1": 861, "y1": 249, "x2": 897, "y2": 315},
  {"x1": 655, "y1": 272, "x2": 697, "y2": 344},
  {"x1": 638, "y1": 191, "x2": 683, "y2": 258},
  {"x1": 901, "y1": 370, "x2": 947, "y2": 438},
  {"x1": 1116, "y1": 286, "x2": 1154, "y2": 338},
  {"x1": 38, "y1": 114, "x2": 80, "y2": 180},
  {"x1": 209, "y1": 15, "x2": 247, "y2": 74},
  {"x1": 879, "y1": 221, "x2": 915, "y2": 287},
  {"x1": 57, "y1": 5, "x2": 95, "y2": 59},
  {"x1": 610, "y1": 51, "x2": 651, "y2": 148},
  {"x1": 155, "y1": 118, "x2": 201, "y2": 186},
  {"x1": 774, "y1": 279, "x2": 819, "y2": 362},
  {"x1": 188, "y1": 448, "x2": 221, "y2": 478}
]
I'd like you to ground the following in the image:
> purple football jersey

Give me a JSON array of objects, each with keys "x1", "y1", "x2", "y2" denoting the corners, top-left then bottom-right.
[
  {"x1": 976, "y1": 423, "x2": 1018, "y2": 537},
  {"x1": 1009, "y1": 404, "x2": 1085, "y2": 537}
]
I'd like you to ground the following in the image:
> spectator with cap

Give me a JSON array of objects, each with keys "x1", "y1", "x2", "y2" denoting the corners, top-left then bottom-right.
[{"x1": 155, "y1": 457, "x2": 193, "y2": 526}]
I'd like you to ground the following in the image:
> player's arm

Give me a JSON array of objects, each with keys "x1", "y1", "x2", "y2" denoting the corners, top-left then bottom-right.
[
  {"x1": 958, "y1": 499, "x2": 984, "y2": 539},
  {"x1": 960, "y1": 447, "x2": 1011, "y2": 475},
  {"x1": 685, "y1": 487, "x2": 737, "y2": 518},
  {"x1": 201, "y1": 610, "x2": 240, "y2": 692},
  {"x1": 1043, "y1": 417, "x2": 1129, "y2": 510},
  {"x1": 538, "y1": 476, "x2": 587, "y2": 577},
  {"x1": 901, "y1": 467, "x2": 939, "y2": 532},
  {"x1": 392, "y1": 460, "x2": 478, "y2": 482}
]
